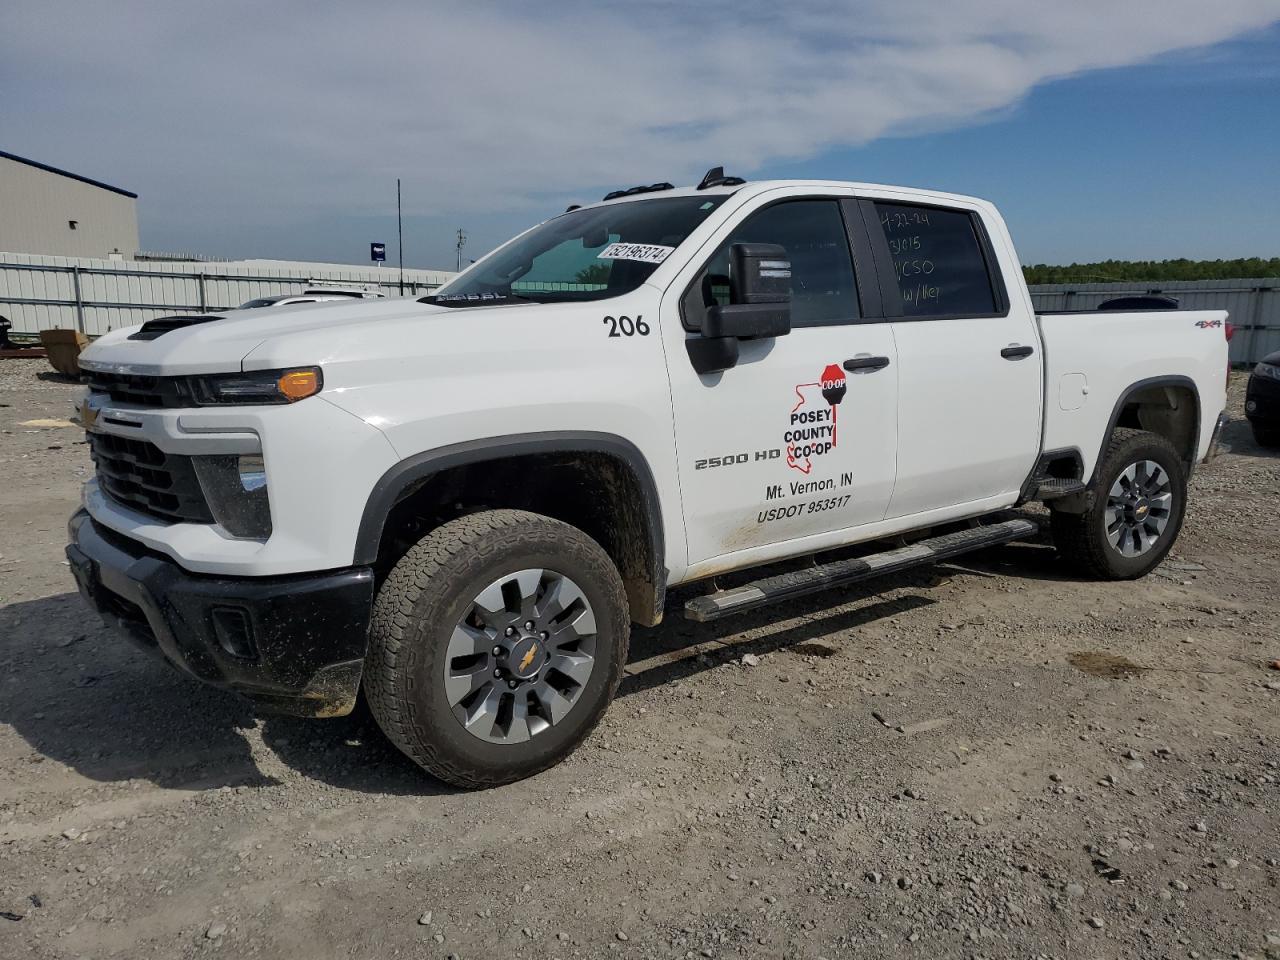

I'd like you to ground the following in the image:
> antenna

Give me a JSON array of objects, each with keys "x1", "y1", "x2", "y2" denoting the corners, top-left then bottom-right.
[
  {"x1": 455, "y1": 228, "x2": 467, "y2": 272},
  {"x1": 396, "y1": 178, "x2": 404, "y2": 295}
]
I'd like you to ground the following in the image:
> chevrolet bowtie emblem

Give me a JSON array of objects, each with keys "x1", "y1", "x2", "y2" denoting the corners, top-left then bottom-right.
[
  {"x1": 519, "y1": 645, "x2": 538, "y2": 673},
  {"x1": 80, "y1": 397, "x2": 101, "y2": 430}
]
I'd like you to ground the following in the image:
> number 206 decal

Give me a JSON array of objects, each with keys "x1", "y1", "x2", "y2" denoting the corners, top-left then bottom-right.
[{"x1": 603, "y1": 315, "x2": 650, "y2": 338}]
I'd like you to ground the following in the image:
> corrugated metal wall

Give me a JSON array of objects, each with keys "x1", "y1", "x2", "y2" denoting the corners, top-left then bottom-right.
[
  {"x1": 1027, "y1": 278, "x2": 1280, "y2": 364},
  {"x1": 0, "y1": 253, "x2": 456, "y2": 337}
]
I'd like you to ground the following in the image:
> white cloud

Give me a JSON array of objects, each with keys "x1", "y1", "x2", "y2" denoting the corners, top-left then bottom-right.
[{"x1": 4, "y1": 0, "x2": 1278, "y2": 233}]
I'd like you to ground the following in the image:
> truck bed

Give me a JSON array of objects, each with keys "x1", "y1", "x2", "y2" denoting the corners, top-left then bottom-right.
[{"x1": 1036, "y1": 308, "x2": 1229, "y2": 479}]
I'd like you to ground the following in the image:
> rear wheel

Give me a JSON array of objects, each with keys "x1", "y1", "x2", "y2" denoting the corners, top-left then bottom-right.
[
  {"x1": 364, "y1": 509, "x2": 629, "y2": 788},
  {"x1": 1051, "y1": 428, "x2": 1187, "y2": 580}
]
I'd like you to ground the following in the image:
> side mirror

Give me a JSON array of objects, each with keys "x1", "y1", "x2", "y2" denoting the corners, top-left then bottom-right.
[
  {"x1": 688, "y1": 243, "x2": 792, "y2": 374},
  {"x1": 702, "y1": 243, "x2": 792, "y2": 338}
]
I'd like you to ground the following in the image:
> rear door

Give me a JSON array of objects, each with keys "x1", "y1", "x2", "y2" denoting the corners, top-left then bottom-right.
[
  {"x1": 662, "y1": 189, "x2": 899, "y2": 569},
  {"x1": 857, "y1": 197, "x2": 1042, "y2": 518}
]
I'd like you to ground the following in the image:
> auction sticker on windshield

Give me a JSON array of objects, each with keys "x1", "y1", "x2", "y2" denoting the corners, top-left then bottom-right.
[{"x1": 597, "y1": 242, "x2": 674, "y2": 264}]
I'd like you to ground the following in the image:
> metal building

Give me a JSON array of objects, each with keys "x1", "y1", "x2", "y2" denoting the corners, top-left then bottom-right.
[{"x1": 0, "y1": 150, "x2": 140, "y2": 259}]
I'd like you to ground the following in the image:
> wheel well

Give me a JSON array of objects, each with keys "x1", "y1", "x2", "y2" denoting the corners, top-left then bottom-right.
[
  {"x1": 1112, "y1": 383, "x2": 1199, "y2": 472},
  {"x1": 372, "y1": 451, "x2": 664, "y2": 626}
]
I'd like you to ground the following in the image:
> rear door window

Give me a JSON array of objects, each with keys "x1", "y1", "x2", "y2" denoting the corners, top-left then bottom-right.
[{"x1": 873, "y1": 202, "x2": 997, "y2": 317}]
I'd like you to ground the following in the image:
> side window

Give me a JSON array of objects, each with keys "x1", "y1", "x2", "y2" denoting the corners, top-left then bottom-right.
[
  {"x1": 684, "y1": 200, "x2": 860, "y2": 329},
  {"x1": 873, "y1": 202, "x2": 997, "y2": 317}
]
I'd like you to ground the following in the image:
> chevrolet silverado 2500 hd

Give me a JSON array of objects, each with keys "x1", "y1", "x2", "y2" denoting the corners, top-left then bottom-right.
[{"x1": 66, "y1": 170, "x2": 1230, "y2": 787}]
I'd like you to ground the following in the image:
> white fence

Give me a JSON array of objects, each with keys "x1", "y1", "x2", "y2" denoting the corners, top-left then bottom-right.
[
  {"x1": 1028, "y1": 278, "x2": 1280, "y2": 365},
  {"x1": 0, "y1": 252, "x2": 456, "y2": 338}
]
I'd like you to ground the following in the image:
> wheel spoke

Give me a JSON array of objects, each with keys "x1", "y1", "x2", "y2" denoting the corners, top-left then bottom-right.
[
  {"x1": 534, "y1": 682, "x2": 576, "y2": 724},
  {"x1": 445, "y1": 666, "x2": 492, "y2": 707},
  {"x1": 548, "y1": 604, "x2": 597, "y2": 649},
  {"x1": 536, "y1": 575, "x2": 587, "y2": 623},
  {"x1": 510, "y1": 569, "x2": 543, "y2": 620},
  {"x1": 504, "y1": 696, "x2": 532, "y2": 744},
  {"x1": 462, "y1": 686, "x2": 504, "y2": 738},
  {"x1": 549, "y1": 652, "x2": 593, "y2": 687},
  {"x1": 446, "y1": 622, "x2": 492, "y2": 660},
  {"x1": 1149, "y1": 492, "x2": 1173, "y2": 514},
  {"x1": 473, "y1": 580, "x2": 518, "y2": 633},
  {"x1": 1142, "y1": 464, "x2": 1164, "y2": 494}
]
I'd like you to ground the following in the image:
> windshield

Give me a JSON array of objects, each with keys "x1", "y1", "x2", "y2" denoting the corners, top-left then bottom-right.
[{"x1": 429, "y1": 195, "x2": 727, "y2": 306}]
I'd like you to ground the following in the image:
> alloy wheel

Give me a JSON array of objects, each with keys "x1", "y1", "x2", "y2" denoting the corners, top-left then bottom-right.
[{"x1": 444, "y1": 568, "x2": 597, "y2": 744}]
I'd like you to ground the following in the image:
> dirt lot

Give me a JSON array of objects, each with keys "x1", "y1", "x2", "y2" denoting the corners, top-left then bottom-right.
[{"x1": 1, "y1": 357, "x2": 1277, "y2": 960}]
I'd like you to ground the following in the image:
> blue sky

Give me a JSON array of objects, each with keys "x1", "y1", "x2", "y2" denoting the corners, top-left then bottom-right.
[
  {"x1": 3, "y1": 2, "x2": 1278, "y2": 270},
  {"x1": 792, "y1": 24, "x2": 1280, "y2": 265}
]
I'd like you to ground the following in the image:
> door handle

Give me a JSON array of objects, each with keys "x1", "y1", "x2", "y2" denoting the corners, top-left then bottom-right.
[
  {"x1": 843, "y1": 355, "x2": 891, "y2": 372},
  {"x1": 1001, "y1": 344, "x2": 1034, "y2": 360}
]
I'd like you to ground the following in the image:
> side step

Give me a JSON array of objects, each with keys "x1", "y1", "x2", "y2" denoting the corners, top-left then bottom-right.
[
  {"x1": 1032, "y1": 478, "x2": 1087, "y2": 500},
  {"x1": 683, "y1": 518, "x2": 1039, "y2": 622}
]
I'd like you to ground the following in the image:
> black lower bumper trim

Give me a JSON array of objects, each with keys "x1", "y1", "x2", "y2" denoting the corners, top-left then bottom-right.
[{"x1": 66, "y1": 510, "x2": 374, "y2": 717}]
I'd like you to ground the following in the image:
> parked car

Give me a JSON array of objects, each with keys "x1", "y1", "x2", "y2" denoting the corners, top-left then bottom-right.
[
  {"x1": 1246, "y1": 350, "x2": 1280, "y2": 446},
  {"x1": 67, "y1": 170, "x2": 1229, "y2": 788},
  {"x1": 238, "y1": 287, "x2": 387, "y2": 309}
]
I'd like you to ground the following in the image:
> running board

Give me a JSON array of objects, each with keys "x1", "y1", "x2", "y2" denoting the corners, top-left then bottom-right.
[{"x1": 683, "y1": 518, "x2": 1039, "y2": 622}]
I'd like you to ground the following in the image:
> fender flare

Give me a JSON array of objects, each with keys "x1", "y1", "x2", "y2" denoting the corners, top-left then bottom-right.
[
  {"x1": 353, "y1": 430, "x2": 666, "y2": 592},
  {"x1": 1090, "y1": 375, "x2": 1201, "y2": 484}
]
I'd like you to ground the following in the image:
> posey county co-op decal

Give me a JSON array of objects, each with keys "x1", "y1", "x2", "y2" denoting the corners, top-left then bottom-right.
[
  {"x1": 786, "y1": 363, "x2": 847, "y2": 474},
  {"x1": 694, "y1": 362, "x2": 856, "y2": 518}
]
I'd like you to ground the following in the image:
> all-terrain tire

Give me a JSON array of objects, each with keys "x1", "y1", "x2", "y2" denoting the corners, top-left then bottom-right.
[
  {"x1": 1051, "y1": 428, "x2": 1187, "y2": 580},
  {"x1": 1251, "y1": 422, "x2": 1280, "y2": 448},
  {"x1": 364, "y1": 509, "x2": 629, "y2": 789}
]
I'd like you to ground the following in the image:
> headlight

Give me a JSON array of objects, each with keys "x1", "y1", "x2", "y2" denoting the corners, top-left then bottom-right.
[
  {"x1": 193, "y1": 454, "x2": 272, "y2": 539},
  {"x1": 1253, "y1": 362, "x2": 1280, "y2": 382},
  {"x1": 184, "y1": 367, "x2": 322, "y2": 405}
]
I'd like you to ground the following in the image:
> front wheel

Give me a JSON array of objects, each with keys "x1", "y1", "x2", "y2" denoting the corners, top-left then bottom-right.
[
  {"x1": 1051, "y1": 428, "x2": 1187, "y2": 580},
  {"x1": 364, "y1": 509, "x2": 629, "y2": 788}
]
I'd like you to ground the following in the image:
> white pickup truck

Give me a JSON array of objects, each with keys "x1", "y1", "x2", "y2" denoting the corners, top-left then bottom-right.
[{"x1": 67, "y1": 169, "x2": 1229, "y2": 787}]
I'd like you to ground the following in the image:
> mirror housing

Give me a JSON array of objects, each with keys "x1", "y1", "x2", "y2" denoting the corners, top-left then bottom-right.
[{"x1": 689, "y1": 243, "x2": 792, "y2": 373}]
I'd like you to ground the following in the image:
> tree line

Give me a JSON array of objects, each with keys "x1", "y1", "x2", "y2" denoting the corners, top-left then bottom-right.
[{"x1": 1022, "y1": 258, "x2": 1280, "y2": 285}]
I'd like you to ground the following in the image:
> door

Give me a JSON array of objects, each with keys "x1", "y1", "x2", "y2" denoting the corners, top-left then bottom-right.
[
  {"x1": 663, "y1": 193, "x2": 899, "y2": 568},
  {"x1": 861, "y1": 199, "x2": 1042, "y2": 518}
]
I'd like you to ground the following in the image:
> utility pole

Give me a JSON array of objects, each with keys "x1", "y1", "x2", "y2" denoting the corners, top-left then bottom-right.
[
  {"x1": 455, "y1": 228, "x2": 467, "y2": 273},
  {"x1": 396, "y1": 178, "x2": 404, "y2": 295}
]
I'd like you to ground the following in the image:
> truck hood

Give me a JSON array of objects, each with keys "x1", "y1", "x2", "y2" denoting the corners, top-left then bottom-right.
[{"x1": 79, "y1": 298, "x2": 477, "y2": 375}]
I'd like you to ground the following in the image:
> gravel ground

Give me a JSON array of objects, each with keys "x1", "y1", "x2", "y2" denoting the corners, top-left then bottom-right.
[{"x1": 1, "y1": 357, "x2": 1277, "y2": 960}]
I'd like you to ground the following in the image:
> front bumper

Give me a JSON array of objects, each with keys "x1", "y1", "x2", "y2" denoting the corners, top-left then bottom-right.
[
  {"x1": 1245, "y1": 374, "x2": 1280, "y2": 425},
  {"x1": 66, "y1": 510, "x2": 375, "y2": 717}
]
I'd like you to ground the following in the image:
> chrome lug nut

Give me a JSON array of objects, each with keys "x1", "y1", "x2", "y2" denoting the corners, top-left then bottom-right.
[
  {"x1": 492, "y1": 646, "x2": 502, "y2": 656},
  {"x1": 524, "y1": 620, "x2": 535, "y2": 631},
  {"x1": 505, "y1": 626, "x2": 516, "y2": 637},
  {"x1": 493, "y1": 668, "x2": 502, "y2": 678},
  {"x1": 507, "y1": 680, "x2": 518, "y2": 690},
  {"x1": 540, "y1": 631, "x2": 549, "y2": 640}
]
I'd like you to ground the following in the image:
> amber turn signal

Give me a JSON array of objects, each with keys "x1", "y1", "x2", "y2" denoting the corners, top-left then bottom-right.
[{"x1": 277, "y1": 369, "x2": 321, "y2": 401}]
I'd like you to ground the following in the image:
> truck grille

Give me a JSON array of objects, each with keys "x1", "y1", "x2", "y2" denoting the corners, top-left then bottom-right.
[
  {"x1": 81, "y1": 371, "x2": 186, "y2": 407},
  {"x1": 87, "y1": 432, "x2": 214, "y2": 524}
]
